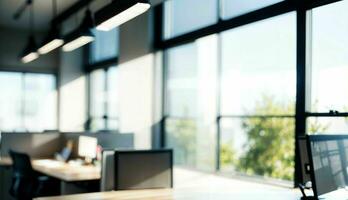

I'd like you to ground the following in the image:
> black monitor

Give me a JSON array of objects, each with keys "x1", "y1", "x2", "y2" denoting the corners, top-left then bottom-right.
[
  {"x1": 114, "y1": 149, "x2": 173, "y2": 190},
  {"x1": 307, "y1": 135, "x2": 348, "y2": 199}
]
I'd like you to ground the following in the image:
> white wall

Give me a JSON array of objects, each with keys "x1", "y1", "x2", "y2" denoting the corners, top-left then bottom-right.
[
  {"x1": 58, "y1": 48, "x2": 87, "y2": 132},
  {"x1": 57, "y1": 6, "x2": 161, "y2": 149},
  {"x1": 118, "y1": 11, "x2": 158, "y2": 149}
]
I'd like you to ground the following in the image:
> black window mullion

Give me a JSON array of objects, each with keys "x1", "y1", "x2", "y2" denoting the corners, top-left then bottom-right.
[{"x1": 295, "y1": 5, "x2": 307, "y2": 187}]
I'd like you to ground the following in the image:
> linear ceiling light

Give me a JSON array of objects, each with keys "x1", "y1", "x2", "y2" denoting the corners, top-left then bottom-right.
[
  {"x1": 95, "y1": 0, "x2": 151, "y2": 31},
  {"x1": 20, "y1": 0, "x2": 39, "y2": 63},
  {"x1": 38, "y1": 0, "x2": 64, "y2": 54},
  {"x1": 62, "y1": 9, "x2": 95, "y2": 52},
  {"x1": 38, "y1": 34, "x2": 64, "y2": 54},
  {"x1": 62, "y1": 34, "x2": 94, "y2": 52},
  {"x1": 21, "y1": 36, "x2": 39, "y2": 63}
]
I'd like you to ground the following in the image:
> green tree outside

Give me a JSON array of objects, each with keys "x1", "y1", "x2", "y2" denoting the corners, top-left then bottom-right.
[{"x1": 220, "y1": 95, "x2": 328, "y2": 180}]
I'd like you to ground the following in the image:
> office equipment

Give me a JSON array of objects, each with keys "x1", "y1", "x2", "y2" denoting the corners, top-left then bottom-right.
[
  {"x1": 100, "y1": 150, "x2": 115, "y2": 191},
  {"x1": 307, "y1": 134, "x2": 348, "y2": 199},
  {"x1": 55, "y1": 140, "x2": 73, "y2": 162},
  {"x1": 78, "y1": 136, "x2": 97, "y2": 163},
  {"x1": 114, "y1": 149, "x2": 173, "y2": 190},
  {"x1": 9, "y1": 150, "x2": 58, "y2": 199}
]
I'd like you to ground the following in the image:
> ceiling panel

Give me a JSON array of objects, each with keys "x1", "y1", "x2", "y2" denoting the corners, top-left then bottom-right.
[
  {"x1": 0, "y1": 0, "x2": 165, "y2": 31},
  {"x1": 0, "y1": 0, "x2": 79, "y2": 31}
]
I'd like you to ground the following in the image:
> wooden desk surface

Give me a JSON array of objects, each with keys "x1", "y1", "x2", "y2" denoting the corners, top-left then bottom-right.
[
  {"x1": 35, "y1": 188, "x2": 301, "y2": 200},
  {"x1": 32, "y1": 160, "x2": 100, "y2": 182},
  {"x1": 0, "y1": 158, "x2": 100, "y2": 182},
  {"x1": 0, "y1": 157, "x2": 12, "y2": 166}
]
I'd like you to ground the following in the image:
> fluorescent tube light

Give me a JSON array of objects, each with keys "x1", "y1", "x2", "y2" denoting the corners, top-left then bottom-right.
[
  {"x1": 38, "y1": 39, "x2": 64, "y2": 54},
  {"x1": 20, "y1": 35, "x2": 39, "y2": 63},
  {"x1": 21, "y1": 52, "x2": 39, "y2": 63},
  {"x1": 97, "y1": 3, "x2": 150, "y2": 31},
  {"x1": 95, "y1": 0, "x2": 151, "y2": 31},
  {"x1": 62, "y1": 36, "x2": 94, "y2": 52}
]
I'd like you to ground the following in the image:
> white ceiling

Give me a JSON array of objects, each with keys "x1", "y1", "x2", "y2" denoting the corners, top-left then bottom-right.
[{"x1": 0, "y1": 0, "x2": 165, "y2": 31}]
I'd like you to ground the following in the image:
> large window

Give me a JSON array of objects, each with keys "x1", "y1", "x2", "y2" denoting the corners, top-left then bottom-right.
[
  {"x1": 0, "y1": 72, "x2": 57, "y2": 132},
  {"x1": 219, "y1": 12, "x2": 296, "y2": 181},
  {"x1": 165, "y1": 35, "x2": 218, "y2": 171},
  {"x1": 163, "y1": 10, "x2": 296, "y2": 180},
  {"x1": 161, "y1": 0, "x2": 347, "y2": 185},
  {"x1": 89, "y1": 67, "x2": 119, "y2": 131},
  {"x1": 307, "y1": 0, "x2": 348, "y2": 134}
]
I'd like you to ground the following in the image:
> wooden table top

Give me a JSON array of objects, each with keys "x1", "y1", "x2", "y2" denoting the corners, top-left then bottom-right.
[
  {"x1": 0, "y1": 158, "x2": 100, "y2": 182},
  {"x1": 34, "y1": 188, "x2": 301, "y2": 200},
  {"x1": 32, "y1": 159, "x2": 100, "y2": 182},
  {"x1": 0, "y1": 157, "x2": 12, "y2": 166}
]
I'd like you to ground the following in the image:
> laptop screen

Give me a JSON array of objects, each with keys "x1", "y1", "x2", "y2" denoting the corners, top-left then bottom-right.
[{"x1": 308, "y1": 135, "x2": 348, "y2": 197}]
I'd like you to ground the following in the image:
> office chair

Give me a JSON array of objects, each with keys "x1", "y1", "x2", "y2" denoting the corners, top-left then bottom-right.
[{"x1": 9, "y1": 150, "x2": 58, "y2": 199}]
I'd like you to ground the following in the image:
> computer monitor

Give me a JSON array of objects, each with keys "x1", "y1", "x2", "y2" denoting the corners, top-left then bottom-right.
[
  {"x1": 78, "y1": 136, "x2": 98, "y2": 162},
  {"x1": 307, "y1": 135, "x2": 348, "y2": 199}
]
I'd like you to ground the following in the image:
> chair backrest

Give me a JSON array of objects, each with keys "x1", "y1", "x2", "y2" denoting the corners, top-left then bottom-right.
[
  {"x1": 114, "y1": 149, "x2": 173, "y2": 190},
  {"x1": 9, "y1": 150, "x2": 34, "y2": 178},
  {"x1": 8, "y1": 150, "x2": 36, "y2": 199},
  {"x1": 100, "y1": 150, "x2": 115, "y2": 191}
]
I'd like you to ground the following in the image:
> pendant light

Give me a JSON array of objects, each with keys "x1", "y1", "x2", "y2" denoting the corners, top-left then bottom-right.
[
  {"x1": 38, "y1": 0, "x2": 64, "y2": 54},
  {"x1": 62, "y1": 9, "x2": 95, "y2": 52},
  {"x1": 20, "y1": 0, "x2": 39, "y2": 63},
  {"x1": 95, "y1": 0, "x2": 151, "y2": 31}
]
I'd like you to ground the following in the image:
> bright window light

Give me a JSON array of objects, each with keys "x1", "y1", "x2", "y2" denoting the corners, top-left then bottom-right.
[
  {"x1": 21, "y1": 52, "x2": 39, "y2": 63},
  {"x1": 62, "y1": 36, "x2": 94, "y2": 52},
  {"x1": 96, "y1": 3, "x2": 150, "y2": 31},
  {"x1": 38, "y1": 39, "x2": 64, "y2": 54}
]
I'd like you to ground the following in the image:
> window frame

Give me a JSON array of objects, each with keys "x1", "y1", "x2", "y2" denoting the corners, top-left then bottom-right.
[{"x1": 156, "y1": 0, "x2": 345, "y2": 186}]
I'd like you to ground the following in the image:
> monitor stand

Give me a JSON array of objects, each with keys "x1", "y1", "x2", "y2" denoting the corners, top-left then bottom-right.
[{"x1": 299, "y1": 183, "x2": 318, "y2": 200}]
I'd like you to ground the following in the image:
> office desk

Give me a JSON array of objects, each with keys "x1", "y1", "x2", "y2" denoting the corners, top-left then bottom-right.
[
  {"x1": 35, "y1": 188, "x2": 301, "y2": 200},
  {"x1": 32, "y1": 160, "x2": 100, "y2": 182},
  {"x1": 0, "y1": 157, "x2": 12, "y2": 166},
  {"x1": 0, "y1": 158, "x2": 100, "y2": 195},
  {"x1": 0, "y1": 158, "x2": 100, "y2": 182}
]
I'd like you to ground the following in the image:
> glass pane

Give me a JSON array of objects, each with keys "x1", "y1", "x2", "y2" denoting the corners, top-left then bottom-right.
[
  {"x1": 221, "y1": 0, "x2": 284, "y2": 20},
  {"x1": 107, "y1": 67, "x2": 119, "y2": 130},
  {"x1": 164, "y1": 0, "x2": 218, "y2": 39},
  {"x1": 165, "y1": 118, "x2": 217, "y2": 171},
  {"x1": 0, "y1": 72, "x2": 22, "y2": 131},
  {"x1": 90, "y1": 28, "x2": 119, "y2": 63},
  {"x1": 107, "y1": 119, "x2": 119, "y2": 131},
  {"x1": 310, "y1": 1, "x2": 348, "y2": 113},
  {"x1": 90, "y1": 69, "x2": 106, "y2": 122},
  {"x1": 220, "y1": 117, "x2": 295, "y2": 181},
  {"x1": 91, "y1": 118, "x2": 105, "y2": 131},
  {"x1": 307, "y1": 117, "x2": 348, "y2": 135},
  {"x1": 24, "y1": 74, "x2": 57, "y2": 131},
  {"x1": 166, "y1": 35, "x2": 218, "y2": 118},
  {"x1": 220, "y1": 12, "x2": 296, "y2": 116}
]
